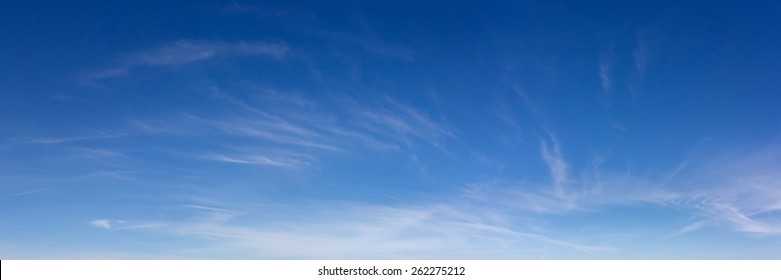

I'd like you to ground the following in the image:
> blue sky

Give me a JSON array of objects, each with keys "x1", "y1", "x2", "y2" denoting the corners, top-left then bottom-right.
[{"x1": 1, "y1": 1, "x2": 780, "y2": 259}]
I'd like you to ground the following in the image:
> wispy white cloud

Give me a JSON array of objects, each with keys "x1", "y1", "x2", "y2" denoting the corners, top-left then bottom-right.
[
  {"x1": 98, "y1": 199, "x2": 611, "y2": 259},
  {"x1": 506, "y1": 83, "x2": 553, "y2": 136},
  {"x1": 190, "y1": 115, "x2": 341, "y2": 151},
  {"x1": 599, "y1": 58, "x2": 612, "y2": 91},
  {"x1": 598, "y1": 52, "x2": 612, "y2": 93},
  {"x1": 667, "y1": 220, "x2": 709, "y2": 237},
  {"x1": 90, "y1": 219, "x2": 112, "y2": 229},
  {"x1": 82, "y1": 68, "x2": 128, "y2": 81},
  {"x1": 18, "y1": 132, "x2": 127, "y2": 146},
  {"x1": 219, "y1": 3, "x2": 318, "y2": 25},
  {"x1": 55, "y1": 170, "x2": 137, "y2": 183},
  {"x1": 69, "y1": 147, "x2": 123, "y2": 158},
  {"x1": 511, "y1": 85, "x2": 535, "y2": 111},
  {"x1": 78, "y1": 136, "x2": 781, "y2": 258},
  {"x1": 0, "y1": 131, "x2": 131, "y2": 161},
  {"x1": 705, "y1": 203, "x2": 777, "y2": 234},
  {"x1": 200, "y1": 153, "x2": 309, "y2": 168},
  {"x1": 546, "y1": 139, "x2": 781, "y2": 236},
  {"x1": 675, "y1": 144, "x2": 781, "y2": 235},
  {"x1": 461, "y1": 173, "x2": 679, "y2": 215},
  {"x1": 342, "y1": 15, "x2": 417, "y2": 62},
  {"x1": 121, "y1": 89, "x2": 453, "y2": 173},
  {"x1": 349, "y1": 97, "x2": 454, "y2": 148},
  {"x1": 540, "y1": 135, "x2": 568, "y2": 198},
  {"x1": 84, "y1": 40, "x2": 289, "y2": 83},
  {"x1": 481, "y1": 138, "x2": 781, "y2": 239},
  {"x1": 0, "y1": 189, "x2": 47, "y2": 199},
  {"x1": 633, "y1": 35, "x2": 648, "y2": 77},
  {"x1": 127, "y1": 40, "x2": 289, "y2": 66},
  {"x1": 90, "y1": 219, "x2": 165, "y2": 231}
]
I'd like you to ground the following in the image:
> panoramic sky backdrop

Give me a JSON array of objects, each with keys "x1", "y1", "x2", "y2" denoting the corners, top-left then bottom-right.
[{"x1": 1, "y1": 1, "x2": 780, "y2": 259}]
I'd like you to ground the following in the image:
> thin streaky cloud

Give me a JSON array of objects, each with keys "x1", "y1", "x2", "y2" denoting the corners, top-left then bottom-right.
[
  {"x1": 633, "y1": 35, "x2": 648, "y2": 77},
  {"x1": 201, "y1": 154, "x2": 308, "y2": 168},
  {"x1": 182, "y1": 204, "x2": 245, "y2": 215},
  {"x1": 210, "y1": 90, "x2": 452, "y2": 152},
  {"x1": 19, "y1": 132, "x2": 128, "y2": 146},
  {"x1": 1, "y1": 189, "x2": 47, "y2": 199},
  {"x1": 511, "y1": 84, "x2": 534, "y2": 110},
  {"x1": 208, "y1": 87, "x2": 269, "y2": 116},
  {"x1": 667, "y1": 220, "x2": 709, "y2": 238},
  {"x1": 90, "y1": 219, "x2": 112, "y2": 229},
  {"x1": 127, "y1": 40, "x2": 289, "y2": 66},
  {"x1": 68, "y1": 147, "x2": 123, "y2": 158},
  {"x1": 540, "y1": 135, "x2": 568, "y2": 198},
  {"x1": 125, "y1": 93, "x2": 451, "y2": 162},
  {"x1": 255, "y1": 87, "x2": 319, "y2": 109},
  {"x1": 81, "y1": 67, "x2": 128, "y2": 82},
  {"x1": 599, "y1": 53, "x2": 612, "y2": 93},
  {"x1": 507, "y1": 83, "x2": 552, "y2": 130},
  {"x1": 700, "y1": 203, "x2": 780, "y2": 234},
  {"x1": 84, "y1": 40, "x2": 289, "y2": 82},
  {"x1": 721, "y1": 205, "x2": 775, "y2": 234},
  {"x1": 2, "y1": 133, "x2": 127, "y2": 157},
  {"x1": 460, "y1": 174, "x2": 678, "y2": 215},
  {"x1": 386, "y1": 98, "x2": 455, "y2": 139},
  {"x1": 100, "y1": 199, "x2": 611, "y2": 259},
  {"x1": 114, "y1": 223, "x2": 166, "y2": 230},
  {"x1": 179, "y1": 114, "x2": 341, "y2": 151},
  {"x1": 90, "y1": 220, "x2": 165, "y2": 231},
  {"x1": 350, "y1": 98, "x2": 454, "y2": 148},
  {"x1": 323, "y1": 14, "x2": 417, "y2": 62},
  {"x1": 660, "y1": 159, "x2": 691, "y2": 186}
]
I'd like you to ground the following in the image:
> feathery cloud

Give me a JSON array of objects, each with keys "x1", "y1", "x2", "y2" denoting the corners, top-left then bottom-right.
[
  {"x1": 201, "y1": 153, "x2": 309, "y2": 168},
  {"x1": 350, "y1": 97, "x2": 454, "y2": 149},
  {"x1": 598, "y1": 53, "x2": 612, "y2": 93},
  {"x1": 633, "y1": 35, "x2": 648, "y2": 77},
  {"x1": 85, "y1": 40, "x2": 289, "y2": 82},
  {"x1": 540, "y1": 135, "x2": 568, "y2": 198},
  {"x1": 90, "y1": 219, "x2": 112, "y2": 229},
  {"x1": 127, "y1": 40, "x2": 289, "y2": 66},
  {"x1": 668, "y1": 220, "x2": 709, "y2": 237},
  {"x1": 95, "y1": 199, "x2": 611, "y2": 259}
]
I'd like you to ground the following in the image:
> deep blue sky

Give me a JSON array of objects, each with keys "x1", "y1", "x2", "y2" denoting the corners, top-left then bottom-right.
[{"x1": 1, "y1": 1, "x2": 780, "y2": 259}]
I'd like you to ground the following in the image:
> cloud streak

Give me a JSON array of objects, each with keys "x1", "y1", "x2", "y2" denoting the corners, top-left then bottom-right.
[
  {"x1": 667, "y1": 220, "x2": 708, "y2": 237},
  {"x1": 127, "y1": 40, "x2": 289, "y2": 66},
  {"x1": 85, "y1": 40, "x2": 290, "y2": 82},
  {"x1": 94, "y1": 198, "x2": 611, "y2": 259},
  {"x1": 90, "y1": 219, "x2": 112, "y2": 229},
  {"x1": 633, "y1": 35, "x2": 648, "y2": 77},
  {"x1": 540, "y1": 135, "x2": 568, "y2": 198},
  {"x1": 599, "y1": 53, "x2": 612, "y2": 93},
  {"x1": 200, "y1": 152, "x2": 310, "y2": 168},
  {"x1": 348, "y1": 97, "x2": 454, "y2": 149}
]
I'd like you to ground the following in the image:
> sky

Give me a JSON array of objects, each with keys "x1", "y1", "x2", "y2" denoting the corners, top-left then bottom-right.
[{"x1": 1, "y1": 1, "x2": 780, "y2": 259}]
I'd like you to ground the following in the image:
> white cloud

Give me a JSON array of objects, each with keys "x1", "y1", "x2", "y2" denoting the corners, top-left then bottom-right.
[
  {"x1": 599, "y1": 53, "x2": 612, "y2": 92},
  {"x1": 79, "y1": 140, "x2": 781, "y2": 258},
  {"x1": 202, "y1": 153, "x2": 309, "y2": 168},
  {"x1": 0, "y1": 189, "x2": 46, "y2": 198},
  {"x1": 90, "y1": 219, "x2": 112, "y2": 229},
  {"x1": 20, "y1": 132, "x2": 127, "y2": 145},
  {"x1": 540, "y1": 135, "x2": 568, "y2": 198},
  {"x1": 191, "y1": 115, "x2": 341, "y2": 151},
  {"x1": 668, "y1": 220, "x2": 709, "y2": 237},
  {"x1": 127, "y1": 40, "x2": 289, "y2": 66},
  {"x1": 85, "y1": 40, "x2": 289, "y2": 82},
  {"x1": 633, "y1": 35, "x2": 648, "y2": 77},
  {"x1": 350, "y1": 97, "x2": 454, "y2": 148},
  {"x1": 100, "y1": 198, "x2": 610, "y2": 259}
]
